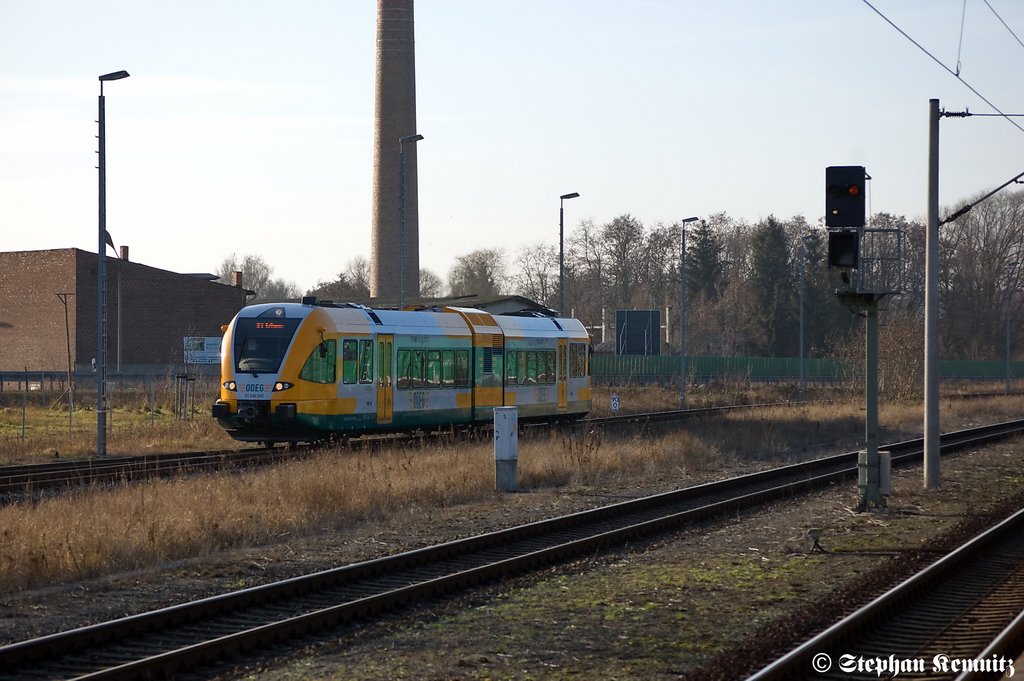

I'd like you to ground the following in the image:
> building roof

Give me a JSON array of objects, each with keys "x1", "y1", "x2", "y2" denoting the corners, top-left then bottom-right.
[{"x1": 300, "y1": 294, "x2": 555, "y2": 317}]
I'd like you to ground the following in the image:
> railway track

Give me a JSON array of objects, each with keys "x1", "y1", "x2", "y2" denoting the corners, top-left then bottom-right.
[
  {"x1": 0, "y1": 393, "x2": 1013, "y2": 497},
  {"x1": 749, "y1": 499, "x2": 1024, "y2": 680},
  {"x1": 0, "y1": 402, "x2": 775, "y2": 497},
  {"x1": 0, "y1": 447, "x2": 304, "y2": 498},
  {"x1": 1, "y1": 419, "x2": 1022, "y2": 680}
]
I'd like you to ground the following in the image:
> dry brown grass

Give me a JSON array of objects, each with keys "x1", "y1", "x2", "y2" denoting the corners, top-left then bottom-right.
[
  {"x1": 0, "y1": 386, "x2": 1020, "y2": 596},
  {"x1": 588, "y1": 382, "x2": 855, "y2": 417},
  {"x1": 0, "y1": 412, "x2": 243, "y2": 464},
  {"x1": 0, "y1": 395, "x2": 241, "y2": 464},
  {"x1": 0, "y1": 377, "x2": 234, "y2": 464},
  {"x1": 0, "y1": 428, "x2": 719, "y2": 594}
]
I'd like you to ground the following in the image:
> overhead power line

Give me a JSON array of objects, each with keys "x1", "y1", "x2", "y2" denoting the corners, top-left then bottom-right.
[
  {"x1": 983, "y1": 0, "x2": 1024, "y2": 54},
  {"x1": 860, "y1": 0, "x2": 1024, "y2": 136},
  {"x1": 861, "y1": 0, "x2": 1024, "y2": 224}
]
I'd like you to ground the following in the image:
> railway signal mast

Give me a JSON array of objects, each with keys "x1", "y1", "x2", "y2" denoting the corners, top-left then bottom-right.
[{"x1": 826, "y1": 166, "x2": 902, "y2": 511}]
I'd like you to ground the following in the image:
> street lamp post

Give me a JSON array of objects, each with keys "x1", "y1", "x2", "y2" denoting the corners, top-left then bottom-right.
[
  {"x1": 678, "y1": 216, "x2": 699, "y2": 410},
  {"x1": 1007, "y1": 262, "x2": 1019, "y2": 393},
  {"x1": 97, "y1": 70, "x2": 129, "y2": 457},
  {"x1": 558, "y1": 193, "x2": 579, "y2": 317},
  {"x1": 398, "y1": 134, "x2": 423, "y2": 311}
]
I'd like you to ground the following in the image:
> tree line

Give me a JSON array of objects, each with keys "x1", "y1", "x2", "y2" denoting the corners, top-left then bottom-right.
[{"x1": 220, "y1": 188, "x2": 1024, "y2": 364}]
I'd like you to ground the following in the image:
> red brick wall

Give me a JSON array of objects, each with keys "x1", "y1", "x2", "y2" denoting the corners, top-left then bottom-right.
[
  {"x1": 0, "y1": 249, "x2": 248, "y2": 372},
  {"x1": 0, "y1": 250, "x2": 79, "y2": 371}
]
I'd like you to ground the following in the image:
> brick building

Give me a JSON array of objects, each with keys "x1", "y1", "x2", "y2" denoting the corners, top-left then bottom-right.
[{"x1": 0, "y1": 249, "x2": 249, "y2": 373}]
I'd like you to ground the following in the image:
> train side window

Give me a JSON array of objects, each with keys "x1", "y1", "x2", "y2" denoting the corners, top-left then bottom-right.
[
  {"x1": 299, "y1": 338, "x2": 337, "y2": 384},
  {"x1": 526, "y1": 351, "x2": 537, "y2": 385},
  {"x1": 411, "y1": 349, "x2": 426, "y2": 388},
  {"x1": 569, "y1": 343, "x2": 583, "y2": 377},
  {"x1": 359, "y1": 339, "x2": 374, "y2": 384},
  {"x1": 546, "y1": 350, "x2": 557, "y2": 384},
  {"x1": 396, "y1": 349, "x2": 412, "y2": 389},
  {"x1": 455, "y1": 350, "x2": 469, "y2": 387},
  {"x1": 426, "y1": 350, "x2": 441, "y2": 389},
  {"x1": 342, "y1": 339, "x2": 359, "y2": 384},
  {"x1": 442, "y1": 350, "x2": 455, "y2": 388},
  {"x1": 506, "y1": 350, "x2": 518, "y2": 385}
]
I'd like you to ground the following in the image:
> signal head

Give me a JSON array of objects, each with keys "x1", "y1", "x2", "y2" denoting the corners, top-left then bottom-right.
[{"x1": 825, "y1": 166, "x2": 866, "y2": 227}]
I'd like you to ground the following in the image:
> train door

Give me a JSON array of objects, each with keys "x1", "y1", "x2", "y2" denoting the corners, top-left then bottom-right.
[
  {"x1": 557, "y1": 338, "x2": 568, "y2": 410},
  {"x1": 377, "y1": 334, "x2": 394, "y2": 423}
]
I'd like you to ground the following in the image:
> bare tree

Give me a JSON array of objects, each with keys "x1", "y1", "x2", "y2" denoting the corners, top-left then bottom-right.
[
  {"x1": 511, "y1": 242, "x2": 557, "y2": 308},
  {"x1": 642, "y1": 221, "x2": 679, "y2": 311},
  {"x1": 447, "y1": 249, "x2": 508, "y2": 297},
  {"x1": 941, "y1": 189, "x2": 1024, "y2": 359},
  {"x1": 419, "y1": 268, "x2": 444, "y2": 297},
  {"x1": 602, "y1": 214, "x2": 647, "y2": 310},
  {"x1": 564, "y1": 218, "x2": 607, "y2": 326},
  {"x1": 306, "y1": 257, "x2": 372, "y2": 301},
  {"x1": 346, "y1": 255, "x2": 371, "y2": 295},
  {"x1": 218, "y1": 254, "x2": 300, "y2": 303}
]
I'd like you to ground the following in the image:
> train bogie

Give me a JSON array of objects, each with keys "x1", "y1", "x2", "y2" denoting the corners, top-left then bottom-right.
[{"x1": 212, "y1": 301, "x2": 591, "y2": 444}]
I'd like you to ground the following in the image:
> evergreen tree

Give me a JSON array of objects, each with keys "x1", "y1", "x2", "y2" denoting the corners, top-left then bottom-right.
[
  {"x1": 749, "y1": 216, "x2": 796, "y2": 356},
  {"x1": 687, "y1": 219, "x2": 726, "y2": 302}
]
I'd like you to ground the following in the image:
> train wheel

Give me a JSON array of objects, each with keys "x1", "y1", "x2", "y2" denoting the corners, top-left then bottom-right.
[{"x1": 263, "y1": 440, "x2": 276, "y2": 449}]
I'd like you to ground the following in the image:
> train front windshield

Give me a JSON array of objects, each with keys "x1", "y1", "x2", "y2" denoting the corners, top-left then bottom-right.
[{"x1": 233, "y1": 317, "x2": 302, "y2": 376}]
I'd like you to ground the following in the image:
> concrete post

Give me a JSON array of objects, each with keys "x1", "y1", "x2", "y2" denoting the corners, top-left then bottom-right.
[
  {"x1": 924, "y1": 98, "x2": 941, "y2": 490},
  {"x1": 494, "y1": 406, "x2": 518, "y2": 493},
  {"x1": 879, "y1": 451, "x2": 892, "y2": 497}
]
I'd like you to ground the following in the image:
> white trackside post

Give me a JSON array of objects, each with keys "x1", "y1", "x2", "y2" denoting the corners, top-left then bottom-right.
[{"x1": 494, "y1": 407, "x2": 518, "y2": 493}]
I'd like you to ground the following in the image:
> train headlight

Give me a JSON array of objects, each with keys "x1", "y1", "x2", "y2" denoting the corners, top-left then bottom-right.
[
  {"x1": 223, "y1": 381, "x2": 237, "y2": 391},
  {"x1": 273, "y1": 382, "x2": 294, "y2": 392}
]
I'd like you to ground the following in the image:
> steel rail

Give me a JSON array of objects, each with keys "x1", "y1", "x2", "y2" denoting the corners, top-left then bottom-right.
[
  {"x1": 1, "y1": 419, "x2": 1022, "y2": 680},
  {"x1": 750, "y1": 495, "x2": 1024, "y2": 680},
  {"x1": 955, "y1": 609, "x2": 1024, "y2": 681},
  {"x1": 0, "y1": 447, "x2": 302, "y2": 497},
  {"x1": 0, "y1": 455, "x2": 862, "y2": 678},
  {"x1": 0, "y1": 393, "x2": 1014, "y2": 497},
  {"x1": 0, "y1": 402, "x2": 791, "y2": 497}
]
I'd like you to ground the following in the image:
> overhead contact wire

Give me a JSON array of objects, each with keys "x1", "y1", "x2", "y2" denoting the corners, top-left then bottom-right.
[
  {"x1": 983, "y1": 0, "x2": 1024, "y2": 53},
  {"x1": 859, "y1": 0, "x2": 1024, "y2": 136}
]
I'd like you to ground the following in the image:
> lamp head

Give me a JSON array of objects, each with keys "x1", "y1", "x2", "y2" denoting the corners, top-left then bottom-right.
[
  {"x1": 400, "y1": 134, "x2": 424, "y2": 144},
  {"x1": 99, "y1": 71, "x2": 130, "y2": 81},
  {"x1": 560, "y1": 192, "x2": 580, "y2": 201}
]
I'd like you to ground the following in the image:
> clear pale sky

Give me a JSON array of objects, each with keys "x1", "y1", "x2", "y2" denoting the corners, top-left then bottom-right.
[{"x1": 3, "y1": 1, "x2": 1024, "y2": 292}]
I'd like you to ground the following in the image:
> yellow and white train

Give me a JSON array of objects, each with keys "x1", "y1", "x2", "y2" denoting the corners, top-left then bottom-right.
[{"x1": 212, "y1": 299, "x2": 592, "y2": 444}]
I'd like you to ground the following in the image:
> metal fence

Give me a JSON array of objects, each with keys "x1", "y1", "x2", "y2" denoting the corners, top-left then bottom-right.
[
  {"x1": 0, "y1": 371, "x2": 219, "y2": 417},
  {"x1": 590, "y1": 354, "x2": 1024, "y2": 386},
  {"x1": 3, "y1": 357, "x2": 1021, "y2": 396}
]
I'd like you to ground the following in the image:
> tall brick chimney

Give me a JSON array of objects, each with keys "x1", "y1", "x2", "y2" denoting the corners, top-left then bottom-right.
[{"x1": 370, "y1": 0, "x2": 419, "y2": 301}]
